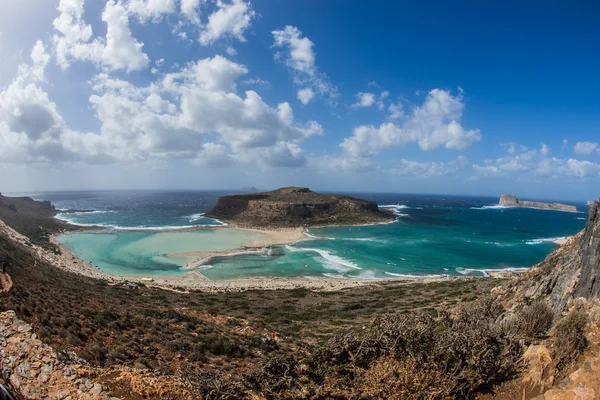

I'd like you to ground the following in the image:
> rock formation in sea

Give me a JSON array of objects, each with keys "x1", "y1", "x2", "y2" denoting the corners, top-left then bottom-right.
[
  {"x1": 206, "y1": 187, "x2": 395, "y2": 228},
  {"x1": 499, "y1": 193, "x2": 577, "y2": 212}
]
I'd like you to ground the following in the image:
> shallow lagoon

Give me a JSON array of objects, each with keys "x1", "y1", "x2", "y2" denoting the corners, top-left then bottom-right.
[{"x1": 57, "y1": 229, "x2": 263, "y2": 276}]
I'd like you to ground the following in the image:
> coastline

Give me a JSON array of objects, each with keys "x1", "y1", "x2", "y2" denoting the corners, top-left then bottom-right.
[
  {"x1": 45, "y1": 221, "x2": 529, "y2": 293},
  {"x1": 552, "y1": 235, "x2": 574, "y2": 246}
]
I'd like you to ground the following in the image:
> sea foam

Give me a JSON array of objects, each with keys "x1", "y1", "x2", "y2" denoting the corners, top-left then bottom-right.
[
  {"x1": 470, "y1": 205, "x2": 507, "y2": 210},
  {"x1": 56, "y1": 213, "x2": 227, "y2": 230},
  {"x1": 456, "y1": 266, "x2": 529, "y2": 277},
  {"x1": 384, "y1": 272, "x2": 447, "y2": 279},
  {"x1": 525, "y1": 236, "x2": 567, "y2": 245},
  {"x1": 285, "y1": 245, "x2": 360, "y2": 272}
]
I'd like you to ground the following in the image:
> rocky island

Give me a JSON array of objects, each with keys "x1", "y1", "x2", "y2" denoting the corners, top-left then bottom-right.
[
  {"x1": 499, "y1": 193, "x2": 577, "y2": 212},
  {"x1": 205, "y1": 186, "x2": 395, "y2": 228}
]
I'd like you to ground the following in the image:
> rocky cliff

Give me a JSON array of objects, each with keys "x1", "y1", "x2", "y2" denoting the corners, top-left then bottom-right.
[
  {"x1": 499, "y1": 194, "x2": 577, "y2": 212},
  {"x1": 206, "y1": 187, "x2": 395, "y2": 228},
  {"x1": 502, "y1": 198, "x2": 600, "y2": 313}
]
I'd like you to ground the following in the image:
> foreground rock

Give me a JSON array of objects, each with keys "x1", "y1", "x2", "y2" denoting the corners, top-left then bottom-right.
[
  {"x1": 499, "y1": 194, "x2": 577, "y2": 212},
  {"x1": 0, "y1": 310, "x2": 116, "y2": 400},
  {"x1": 206, "y1": 187, "x2": 395, "y2": 228}
]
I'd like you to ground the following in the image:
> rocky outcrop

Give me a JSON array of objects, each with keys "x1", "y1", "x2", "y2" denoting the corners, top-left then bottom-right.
[
  {"x1": 499, "y1": 194, "x2": 577, "y2": 212},
  {"x1": 574, "y1": 200, "x2": 600, "y2": 299},
  {"x1": 206, "y1": 187, "x2": 395, "y2": 228},
  {"x1": 0, "y1": 311, "x2": 116, "y2": 400},
  {"x1": 501, "y1": 198, "x2": 600, "y2": 313}
]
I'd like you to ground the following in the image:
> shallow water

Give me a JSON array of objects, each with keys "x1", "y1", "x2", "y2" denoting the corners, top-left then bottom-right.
[
  {"x1": 57, "y1": 229, "x2": 263, "y2": 276},
  {"x1": 35, "y1": 191, "x2": 588, "y2": 280}
]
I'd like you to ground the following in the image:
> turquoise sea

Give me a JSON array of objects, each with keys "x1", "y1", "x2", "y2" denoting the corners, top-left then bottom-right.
[{"x1": 24, "y1": 191, "x2": 588, "y2": 280}]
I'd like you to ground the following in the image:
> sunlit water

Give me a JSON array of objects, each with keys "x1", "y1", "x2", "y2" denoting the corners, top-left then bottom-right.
[{"x1": 25, "y1": 191, "x2": 587, "y2": 280}]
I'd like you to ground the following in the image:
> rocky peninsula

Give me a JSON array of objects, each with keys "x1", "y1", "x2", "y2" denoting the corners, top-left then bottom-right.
[
  {"x1": 499, "y1": 193, "x2": 577, "y2": 212},
  {"x1": 205, "y1": 186, "x2": 395, "y2": 228}
]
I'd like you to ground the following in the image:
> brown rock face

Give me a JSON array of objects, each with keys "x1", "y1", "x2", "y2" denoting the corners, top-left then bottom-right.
[
  {"x1": 573, "y1": 200, "x2": 600, "y2": 299},
  {"x1": 499, "y1": 194, "x2": 577, "y2": 212},
  {"x1": 206, "y1": 187, "x2": 394, "y2": 228},
  {"x1": 502, "y1": 198, "x2": 600, "y2": 313}
]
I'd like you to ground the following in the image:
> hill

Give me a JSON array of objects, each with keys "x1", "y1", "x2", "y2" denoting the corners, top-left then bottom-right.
[
  {"x1": 0, "y1": 192, "x2": 72, "y2": 246},
  {"x1": 206, "y1": 186, "x2": 395, "y2": 228}
]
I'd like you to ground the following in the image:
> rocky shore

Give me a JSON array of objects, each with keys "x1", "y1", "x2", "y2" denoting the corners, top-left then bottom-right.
[{"x1": 499, "y1": 194, "x2": 577, "y2": 212}]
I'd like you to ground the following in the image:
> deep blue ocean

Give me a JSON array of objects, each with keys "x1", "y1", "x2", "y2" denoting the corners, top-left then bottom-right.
[{"x1": 22, "y1": 190, "x2": 589, "y2": 280}]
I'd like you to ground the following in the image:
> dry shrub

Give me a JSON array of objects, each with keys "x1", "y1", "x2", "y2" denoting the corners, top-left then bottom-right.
[
  {"x1": 506, "y1": 300, "x2": 554, "y2": 340},
  {"x1": 360, "y1": 357, "x2": 452, "y2": 400},
  {"x1": 553, "y1": 307, "x2": 588, "y2": 370},
  {"x1": 244, "y1": 355, "x2": 307, "y2": 399},
  {"x1": 300, "y1": 298, "x2": 522, "y2": 399},
  {"x1": 180, "y1": 367, "x2": 246, "y2": 400}
]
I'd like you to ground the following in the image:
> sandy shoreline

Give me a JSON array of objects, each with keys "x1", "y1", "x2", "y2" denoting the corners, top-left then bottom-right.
[
  {"x1": 41, "y1": 222, "x2": 532, "y2": 293},
  {"x1": 173, "y1": 226, "x2": 306, "y2": 269},
  {"x1": 552, "y1": 236, "x2": 574, "y2": 246}
]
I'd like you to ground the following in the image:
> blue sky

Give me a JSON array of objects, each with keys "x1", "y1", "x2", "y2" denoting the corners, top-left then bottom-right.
[{"x1": 0, "y1": 0, "x2": 599, "y2": 201}]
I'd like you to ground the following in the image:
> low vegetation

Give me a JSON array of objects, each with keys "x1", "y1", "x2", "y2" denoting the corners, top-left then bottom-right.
[{"x1": 552, "y1": 306, "x2": 588, "y2": 371}]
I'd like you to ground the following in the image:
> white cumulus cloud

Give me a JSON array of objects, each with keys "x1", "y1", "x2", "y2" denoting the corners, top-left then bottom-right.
[
  {"x1": 340, "y1": 89, "x2": 481, "y2": 156},
  {"x1": 573, "y1": 141, "x2": 599, "y2": 155},
  {"x1": 352, "y1": 92, "x2": 376, "y2": 108},
  {"x1": 297, "y1": 88, "x2": 314, "y2": 105},
  {"x1": 52, "y1": 0, "x2": 149, "y2": 72},
  {"x1": 272, "y1": 25, "x2": 337, "y2": 104},
  {"x1": 126, "y1": 0, "x2": 177, "y2": 22},
  {"x1": 199, "y1": 0, "x2": 255, "y2": 45}
]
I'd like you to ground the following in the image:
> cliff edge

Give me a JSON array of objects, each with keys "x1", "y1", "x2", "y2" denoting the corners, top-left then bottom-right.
[
  {"x1": 500, "y1": 197, "x2": 600, "y2": 313},
  {"x1": 499, "y1": 194, "x2": 577, "y2": 212},
  {"x1": 205, "y1": 187, "x2": 395, "y2": 228}
]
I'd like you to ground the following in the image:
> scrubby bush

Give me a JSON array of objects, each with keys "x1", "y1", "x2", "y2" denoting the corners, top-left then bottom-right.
[
  {"x1": 506, "y1": 300, "x2": 554, "y2": 340},
  {"x1": 553, "y1": 307, "x2": 588, "y2": 370},
  {"x1": 242, "y1": 298, "x2": 523, "y2": 399},
  {"x1": 180, "y1": 367, "x2": 246, "y2": 400}
]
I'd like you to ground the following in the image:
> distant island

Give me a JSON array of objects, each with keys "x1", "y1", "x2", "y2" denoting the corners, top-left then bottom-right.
[
  {"x1": 206, "y1": 186, "x2": 395, "y2": 228},
  {"x1": 499, "y1": 194, "x2": 577, "y2": 212}
]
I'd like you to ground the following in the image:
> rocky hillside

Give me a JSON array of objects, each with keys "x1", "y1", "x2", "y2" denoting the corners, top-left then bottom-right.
[
  {"x1": 0, "y1": 193, "x2": 71, "y2": 245},
  {"x1": 502, "y1": 198, "x2": 599, "y2": 313},
  {"x1": 206, "y1": 187, "x2": 394, "y2": 228},
  {"x1": 499, "y1": 194, "x2": 577, "y2": 212}
]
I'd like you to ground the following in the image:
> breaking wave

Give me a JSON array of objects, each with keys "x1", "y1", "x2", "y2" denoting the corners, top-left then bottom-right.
[
  {"x1": 384, "y1": 272, "x2": 447, "y2": 279},
  {"x1": 470, "y1": 205, "x2": 507, "y2": 210},
  {"x1": 303, "y1": 231, "x2": 335, "y2": 240},
  {"x1": 285, "y1": 245, "x2": 360, "y2": 272},
  {"x1": 525, "y1": 236, "x2": 567, "y2": 245},
  {"x1": 186, "y1": 213, "x2": 206, "y2": 222},
  {"x1": 456, "y1": 266, "x2": 529, "y2": 277}
]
